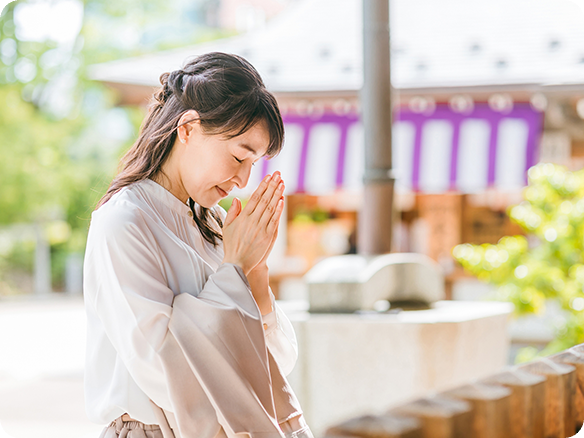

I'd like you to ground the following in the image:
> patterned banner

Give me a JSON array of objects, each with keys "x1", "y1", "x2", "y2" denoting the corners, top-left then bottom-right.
[{"x1": 234, "y1": 103, "x2": 543, "y2": 196}]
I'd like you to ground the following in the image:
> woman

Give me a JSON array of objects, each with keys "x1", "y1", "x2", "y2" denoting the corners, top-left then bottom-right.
[{"x1": 83, "y1": 52, "x2": 312, "y2": 438}]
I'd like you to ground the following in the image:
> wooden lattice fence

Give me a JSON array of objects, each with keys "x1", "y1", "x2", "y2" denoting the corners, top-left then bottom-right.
[{"x1": 324, "y1": 344, "x2": 584, "y2": 438}]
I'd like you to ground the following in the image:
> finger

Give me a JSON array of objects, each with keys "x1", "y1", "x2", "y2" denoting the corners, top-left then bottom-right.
[
  {"x1": 266, "y1": 198, "x2": 284, "y2": 237},
  {"x1": 260, "y1": 227, "x2": 278, "y2": 265},
  {"x1": 258, "y1": 180, "x2": 284, "y2": 227},
  {"x1": 259, "y1": 181, "x2": 285, "y2": 229},
  {"x1": 254, "y1": 172, "x2": 282, "y2": 216},
  {"x1": 267, "y1": 224, "x2": 279, "y2": 252},
  {"x1": 266, "y1": 210, "x2": 280, "y2": 246},
  {"x1": 243, "y1": 173, "x2": 272, "y2": 216},
  {"x1": 224, "y1": 197, "x2": 241, "y2": 227},
  {"x1": 250, "y1": 172, "x2": 282, "y2": 220}
]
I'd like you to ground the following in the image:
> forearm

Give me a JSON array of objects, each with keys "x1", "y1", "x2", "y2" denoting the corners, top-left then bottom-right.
[
  {"x1": 246, "y1": 266, "x2": 299, "y2": 375},
  {"x1": 246, "y1": 265, "x2": 273, "y2": 315}
]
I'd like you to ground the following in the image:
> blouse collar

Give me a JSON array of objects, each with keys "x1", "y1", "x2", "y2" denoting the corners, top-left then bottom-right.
[{"x1": 139, "y1": 179, "x2": 193, "y2": 217}]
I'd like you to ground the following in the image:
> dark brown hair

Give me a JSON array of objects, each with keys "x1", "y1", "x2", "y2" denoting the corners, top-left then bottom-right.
[{"x1": 97, "y1": 52, "x2": 284, "y2": 246}]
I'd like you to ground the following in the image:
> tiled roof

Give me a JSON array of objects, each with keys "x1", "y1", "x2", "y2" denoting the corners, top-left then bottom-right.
[{"x1": 88, "y1": 0, "x2": 584, "y2": 92}]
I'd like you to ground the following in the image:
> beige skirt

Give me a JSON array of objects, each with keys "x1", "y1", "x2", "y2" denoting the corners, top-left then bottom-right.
[
  {"x1": 99, "y1": 413, "x2": 313, "y2": 438},
  {"x1": 99, "y1": 416, "x2": 167, "y2": 438}
]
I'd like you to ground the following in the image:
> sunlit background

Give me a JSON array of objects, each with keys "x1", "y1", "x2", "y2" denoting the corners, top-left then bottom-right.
[{"x1": 3, "y1": 0, "x2": 584, "y2": 436}]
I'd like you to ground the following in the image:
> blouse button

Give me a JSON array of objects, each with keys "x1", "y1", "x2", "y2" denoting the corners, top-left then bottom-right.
[
  {"x1": 263, "y1": 323, "x2": 268, "y2": 330},
  {"x1": 187, "y1": 210, "x2": 193, "y2": 218}
]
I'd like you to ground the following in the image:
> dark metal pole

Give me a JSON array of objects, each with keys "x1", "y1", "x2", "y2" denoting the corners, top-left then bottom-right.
[{"x1": 358, "y1": 0, "x2": 394, "y2": 255}]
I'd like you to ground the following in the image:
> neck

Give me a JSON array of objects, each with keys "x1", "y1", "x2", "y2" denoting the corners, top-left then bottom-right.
[{"x1": 153, "y1": 150, "x2": 189, "y2": 204}]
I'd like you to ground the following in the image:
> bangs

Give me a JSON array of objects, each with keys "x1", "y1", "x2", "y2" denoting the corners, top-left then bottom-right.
[{"x1": 199, "y1": 90, "x2": 284, "y2": 159}]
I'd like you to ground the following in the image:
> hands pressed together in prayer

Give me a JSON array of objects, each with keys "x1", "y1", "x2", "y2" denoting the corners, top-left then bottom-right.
[{"x1": 222, "y1": 171, "x2": 285, "y2": 315}]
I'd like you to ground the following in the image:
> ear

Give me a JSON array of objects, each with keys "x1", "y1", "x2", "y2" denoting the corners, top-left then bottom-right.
[{"x1": 177, "y1": 110, "x2": 200, "y2": 144}]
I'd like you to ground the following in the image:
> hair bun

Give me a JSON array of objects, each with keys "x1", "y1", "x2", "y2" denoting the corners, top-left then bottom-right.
[
  {"x1": 167, "y1": 70, "x2": 186, "y2": 96},
  {"x1": 153, "y1": 72, "x2": 174, "y2": 106}
]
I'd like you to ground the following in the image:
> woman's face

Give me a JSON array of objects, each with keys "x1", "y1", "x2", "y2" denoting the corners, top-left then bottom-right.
[{"x1": 175, "y1": 113, "x2": 271, "y2": 208}]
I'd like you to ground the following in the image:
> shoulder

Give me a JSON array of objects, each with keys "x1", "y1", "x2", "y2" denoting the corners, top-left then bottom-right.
[{"x1": 89, "y1": 187, "x2": 153, "y2": 245}]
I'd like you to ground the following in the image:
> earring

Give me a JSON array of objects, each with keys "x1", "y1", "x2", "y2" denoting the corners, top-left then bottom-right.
[{"x1": 180, "y1": 137, "x2": 186, "y2": 144}]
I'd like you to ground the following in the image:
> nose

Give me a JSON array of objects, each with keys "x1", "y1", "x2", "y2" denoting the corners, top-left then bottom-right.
[{"x1": 233, "y1": 161, "x2": 254, "y2": 189}]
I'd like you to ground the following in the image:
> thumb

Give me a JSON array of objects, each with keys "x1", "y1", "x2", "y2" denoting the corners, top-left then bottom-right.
[{"x1": 224, "y1": 198, "x2": 241, "y2": 227}]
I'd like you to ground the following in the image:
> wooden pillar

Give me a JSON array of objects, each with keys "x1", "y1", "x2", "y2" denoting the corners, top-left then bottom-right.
[
  {"x1": 390, "y1": 396, "x2": 473, "y2": 438},
  {"x1": 442, "y1": 383, "x2": 512, "y2": 438},
  {"x1": 324, "y1": 414, "x2": 423, "y2": 438},
  {"x1": 359, "y1": 0, "x2": 394, "y2": 255},
  {"x1": 519, "y1": 358, "x2": 577, "y2": 437},
  {"x1": 549, "y1": 349, "x2": 584, "y2": 431},
  {"x1": 417, "y1": 194, "x2": 463, "y2": 263},
  {"x1": 34, "y1": 223, "x2": 52, "y2": 295},
  {"x1": 481, "y1": 368, "x2": 546, "y2": 438}
]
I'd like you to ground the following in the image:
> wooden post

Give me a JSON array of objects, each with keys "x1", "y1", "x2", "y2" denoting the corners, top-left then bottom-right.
[
  {"x1": 390, "y1": 396, "x2": 473, "y2": 438},
  {"x1": 417, "y1": 194, "x2": 463, "y2": 263},
  {"x1": 324, "y1": 414, "x2": 423, "y2": 438},
  {"x1": 442, "y1": 383, "x2": 512, "y2": 438},
  {"x1": 481, "y1": 368, "x2": 546, "y2": 438},
  {"x1": 359, "y1": 0, "x2": 394, "y2": 255},
  {"x1": 549, "y1": 349, "x2": 584, "y2": 431},
  {"x1": 519, "y1": 358, "x2": 577, "y2": 437},
  {"x1": 34, "y1": 223, "x2": 52, "y2": 295}
]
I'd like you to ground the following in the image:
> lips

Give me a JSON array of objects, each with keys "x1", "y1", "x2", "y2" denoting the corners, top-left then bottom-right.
[{"x1": 216, "y1": 186, "x2": 229, "y2": 197}]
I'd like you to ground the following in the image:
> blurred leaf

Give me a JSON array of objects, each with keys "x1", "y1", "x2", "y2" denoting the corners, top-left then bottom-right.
[
  {"x1": 0, "y1": 0, "x2": 234, "y2": 292},
  {"x1": 453, "y1": 163, "x2": 584, "y2": 355}
]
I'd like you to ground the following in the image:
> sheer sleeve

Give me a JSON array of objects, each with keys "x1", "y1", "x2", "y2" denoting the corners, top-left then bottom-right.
[
  {"x1": 214, "y1": 205, "x2": 299, "y2": 375},
  {"x1": 84, "y1": 202, "x2": 306, "y2": 436},
  {"x1": 84, "y1": 205, "x2": 176, "y2": 412},
  {"x1": 85, "y1": 205, "x2": 257, "y2": 413},
  {"x1": 261, "y1": 291, "x2": 298, "y2": 376}
]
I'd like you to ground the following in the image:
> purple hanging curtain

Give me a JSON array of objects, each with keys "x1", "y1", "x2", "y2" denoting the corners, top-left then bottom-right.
[{"x1": 248, "y1": 103, "x2": 543, "y2": 196}]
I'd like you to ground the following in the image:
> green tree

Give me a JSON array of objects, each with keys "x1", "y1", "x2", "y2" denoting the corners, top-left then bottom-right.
[
  {"x1": 453, "y1": 163, "x2": 584, "y2": 358},
  {"x1": 0, "y1": 0, "x2": 235, "y2": 292}
]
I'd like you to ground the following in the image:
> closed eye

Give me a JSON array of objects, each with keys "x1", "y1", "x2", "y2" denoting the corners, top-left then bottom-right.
[{"x1": 234, "y1": 156, "x2": 256, "y2": 166}]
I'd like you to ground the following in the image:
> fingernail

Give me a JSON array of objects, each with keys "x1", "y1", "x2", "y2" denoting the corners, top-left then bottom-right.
[{"x1": 274, "y1": 174, "x2": 281, "y2": 183}]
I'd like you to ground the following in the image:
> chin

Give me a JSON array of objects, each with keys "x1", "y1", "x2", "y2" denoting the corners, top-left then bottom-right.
[
  {"x1": 188, "y1": 189, "x2": 218, "y2": 209},
  {"x1": 198, "y1": 194, "x2": 221, "y2": 209}
]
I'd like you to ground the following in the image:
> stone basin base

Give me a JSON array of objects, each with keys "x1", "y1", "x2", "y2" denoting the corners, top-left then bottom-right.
[{"x1": 282, "y1": 300, "x2": 513, "y2": 437}]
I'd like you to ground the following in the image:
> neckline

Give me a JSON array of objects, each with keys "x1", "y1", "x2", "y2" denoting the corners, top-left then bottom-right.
[{"x1": 139, "y1": 178, "x2": 192, "y2": 217}]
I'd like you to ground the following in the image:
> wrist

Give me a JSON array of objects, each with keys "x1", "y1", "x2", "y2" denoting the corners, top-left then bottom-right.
[
  {"x1": 247, "y1": 265, "x2": 269, "y2": 285},
  {"x1": 249, "y1": 263, "x2": 269, "y2": 275},
  {"x1": 246, "y1": 265, "x2": 272, "y2": 315},
  {"x1": 222, "y1": 258, "x2": 250, "y2": 276}
]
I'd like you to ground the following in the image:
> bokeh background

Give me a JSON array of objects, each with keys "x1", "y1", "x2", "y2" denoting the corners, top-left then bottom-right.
[{"x1": 3, "y1": 0, "x2": 584, "y2": 436}]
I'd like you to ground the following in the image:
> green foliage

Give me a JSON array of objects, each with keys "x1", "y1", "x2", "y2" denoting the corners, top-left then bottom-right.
[
  {"x1": 0, "y1": 85, "x2": 83, "y2": 223},
  {"x1": 79, "y1": 0, "x2": 236, "y2": 67},
  {"x1": 1, "y1": 3, "x2": 25, "y2": 79},
  {"x1": 0, "y1": 0, "x2": 233, "y2": 293},
  {"x1": 293, "y1": 207, "x2": 330, "y2": 224},
  {"x1": 0, "y1": 81, "x2": 123, "y2": 291},
  {"x1": 453, "y1": 163, "x2": 584, "y2": 356}
]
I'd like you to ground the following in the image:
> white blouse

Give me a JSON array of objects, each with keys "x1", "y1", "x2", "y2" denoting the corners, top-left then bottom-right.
[{"x1": 83, "y1": 178, "x2": 298, "y2": 426}]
